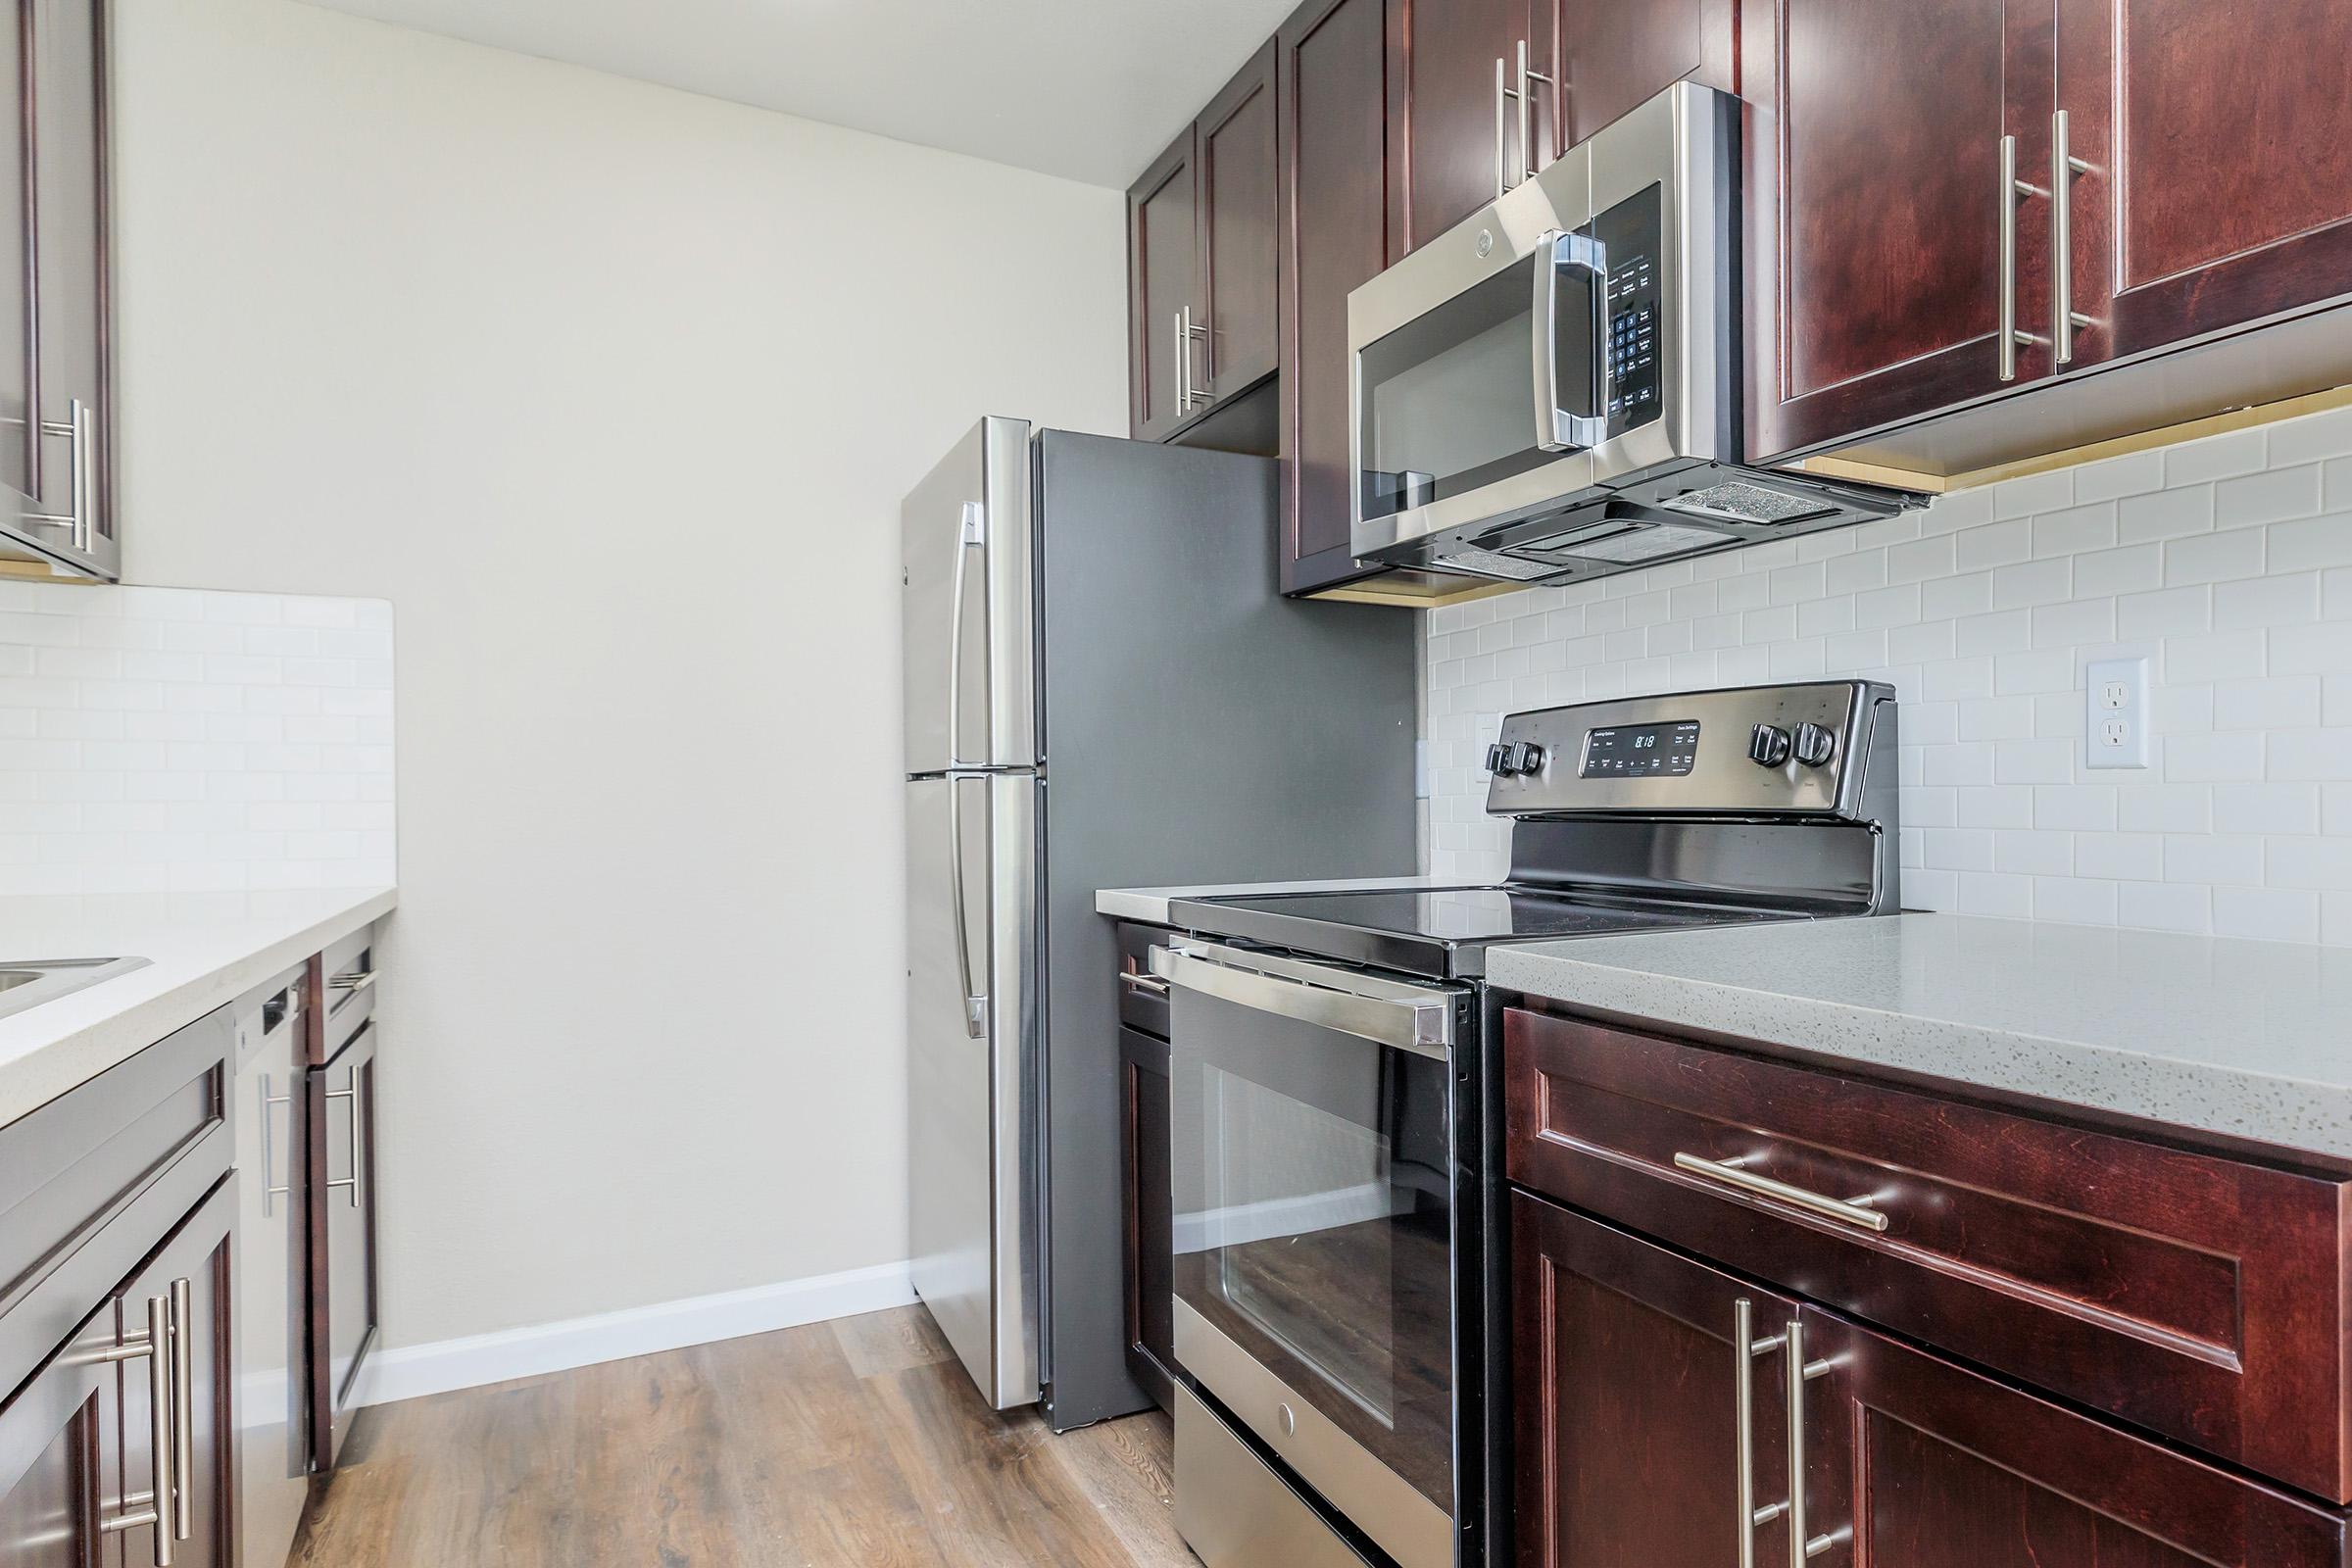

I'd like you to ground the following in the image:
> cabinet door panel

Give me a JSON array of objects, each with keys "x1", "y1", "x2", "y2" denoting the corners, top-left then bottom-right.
[
  {"x1": 1745, "y1": 0, "x2": 2050, "y2": 460},
  {"x1": 28, "y1": 0, "x2": 110, "y2": 570},
  {"x1": 309, "y1": 1020, "x2": 381, "y2": 1470},
  {"x1": 1119, "y1": 1025, "x2": 1174, "y2": 1411},
  {"x1": 1200, "y1": 42, "x2": 1279, "y2": 400},
  {"x1": 1393, "y1": 0, "x2": 1528, "y2": 252},
  {"x1": 1278, "y1": 0, "x2": 1394, "y2": 593},
  {"x1": 0, "y1": 1306, "x2": 114, "y2": 1568},
  {"x1": 115, "y1": 1179, "x2": 235, "y2": 1568},
  {"x1": 1512, "y1": 1194, "x2": 1800, "y2": 1568},
  {"x1": 1801, "y1": 1306, "x2": 2350, "y2": 1568},
  {"x1": 1538, "y1": 0, "x2": 1736, "y2": 158},
  {"x1": 1128, "y1": 128, "x2": 1200, "y2": 442},
  {"x1": 2057, "y1": 0, "x2": 2352, "y2": 366}
]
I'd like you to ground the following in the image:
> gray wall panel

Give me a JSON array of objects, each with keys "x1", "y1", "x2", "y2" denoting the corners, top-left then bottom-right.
[{"x1": 1033, "y1": 430, "x2": 1417, "y2": 1429}]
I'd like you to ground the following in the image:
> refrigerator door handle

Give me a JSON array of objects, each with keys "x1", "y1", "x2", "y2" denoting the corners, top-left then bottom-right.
[
  {"x1": 947, "y1": 501, "x2": 987, "y2": 768},
  {"x1": 947, "y1": 770, "x2": 987, "y2": 1037}
]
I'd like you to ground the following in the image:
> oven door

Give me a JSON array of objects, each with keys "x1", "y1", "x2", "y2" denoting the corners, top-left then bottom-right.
[{"x1": 1153, "y1": 941, "x2": 1467, "y2": 1568}]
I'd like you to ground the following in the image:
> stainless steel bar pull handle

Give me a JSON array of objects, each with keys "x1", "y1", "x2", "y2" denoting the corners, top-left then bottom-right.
[
  {"x1": 100, "y1": 1293, "x2": 177, "y2": 1564},
  {"x1": 169, "y1": 1279, "x2": 192, "y2": 1542},
  {"x1": 1734, "y1": 1299, "x2": 1789, "y2": 1568},
  {"x1": 262, "y1": 1073, "x2": 293, "y2": 1216},
  {"x1": 1784, "y1": 1317, "x2": 1845, "y2": 1565},
  {"x1": 2052, "y1": 110, "x2": 2095, "y2": 363},
  {"x1": 328, "y1": 969, "x2": 375, "y2": 994},
  {"x1": 1494, "y1": 57, "x2": 1510, "y2": 197},
  {"x1": 1171, "y1": 310, "x2": 1190, "y2": 414},
  {"x1": 1118, "y1": 969, "x2": 1170, "y2": 999},
  {"x1": 1182, "y1": 305, "x2": 1210, "y2": 406},
  {"x1": 24, "y1": 397, "x2": 91, "y2": 552},
  {"x1": 1675, "y1": 1152, "x2": 1890, "y2": 1232},
  {"x1": 1517, "y1": 39, "x2": 1552, "y2": 181},
  {"x1": 1997, "y1": 135, "x2": 2048, "y2": 382},
  {"x1": 325, "y1": 1070, "x2": 365, "y2": 1206}
]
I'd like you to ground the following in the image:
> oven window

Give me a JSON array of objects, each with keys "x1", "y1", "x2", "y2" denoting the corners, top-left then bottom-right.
[{"x1": 1172, "y1": 988, "x2": 1454, "y2": 1514}]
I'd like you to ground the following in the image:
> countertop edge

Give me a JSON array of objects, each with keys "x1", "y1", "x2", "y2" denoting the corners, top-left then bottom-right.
[
  {"x1": 1485, "y1": 936, "x2": 2352, "y2": 1162},
  {"x1": 0, "y1": 886, "x2": 399, "y2": 1130}
]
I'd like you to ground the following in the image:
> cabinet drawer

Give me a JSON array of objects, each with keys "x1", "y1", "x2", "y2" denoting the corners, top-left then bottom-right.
[
  {"x1": 315, "y1": 923, "x2": 378, "y2": 1062},
  {"x1": 0, "y1": 1007, "x2": 232, "y2": 1405},
  {"x1": 1115, "y1": 922, "x2": 1171, "y2": 1036},
  {"x1": 1503, "y1": 1006, "x2": 2352, "y2": 1502}
]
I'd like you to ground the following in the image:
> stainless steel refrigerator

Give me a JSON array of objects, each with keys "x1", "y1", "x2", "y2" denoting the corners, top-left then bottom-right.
[{"x1": 902, "y1": 416, "x2": 1418, "y2": 1431}]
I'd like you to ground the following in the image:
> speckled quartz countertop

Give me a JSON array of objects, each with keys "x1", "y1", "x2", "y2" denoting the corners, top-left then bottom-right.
[
  {"x1": 0, "y1": 886, "x2": 396, "y2": 1128},
  {"x1": 1487, "y1": 913, "x2": 2352, "y2": 1160}
]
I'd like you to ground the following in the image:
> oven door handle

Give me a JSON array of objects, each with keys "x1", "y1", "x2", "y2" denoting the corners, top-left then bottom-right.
[
  {"x1": 1149, "y1": 942, "x2": 1455, "y2": 1056},
  {"x1": 1532, "y1": 227, "x2": 1610, "y2": 455}
]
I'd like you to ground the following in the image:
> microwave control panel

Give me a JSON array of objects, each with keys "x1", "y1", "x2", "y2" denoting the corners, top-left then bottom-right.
[{"x1": 1592, "y1": 183, "x2": 1664, "y2": 436}]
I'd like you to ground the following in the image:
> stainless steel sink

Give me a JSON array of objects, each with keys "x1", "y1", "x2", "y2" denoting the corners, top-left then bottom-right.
[{"x1": 0, "y1": 956, "x2": 150, "y2": 1020}]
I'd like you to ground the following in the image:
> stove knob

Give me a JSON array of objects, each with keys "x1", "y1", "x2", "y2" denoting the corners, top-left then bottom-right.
[
  {"x1": 1792, "y1": 721, "x2": 1837, "y2": 767},
  {"x1": 1747, "y1": 723, "x2": 1792, "y2": 768},
  {"x1": 1507, "y1": 741, "x2": 1546, "y2": 774},
  {"x1": 1486, "y1": 742, "x2": 1512, "y2": 776}
]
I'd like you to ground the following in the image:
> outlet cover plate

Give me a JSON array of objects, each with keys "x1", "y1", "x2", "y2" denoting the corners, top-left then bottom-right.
[{"x1": 2085, "y1": 656, "x2": 2149, "y2": 769}]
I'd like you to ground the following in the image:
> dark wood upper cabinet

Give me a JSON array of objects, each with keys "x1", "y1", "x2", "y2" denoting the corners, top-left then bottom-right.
[
  {"x1": 1200, "y1": 42, "x2": 1281, "y2": 402},
  {"x1": 1127, "y1": 45, "x2": 1280, "y2": 445},
  {"x1": 2054, "y1": 0, "x2": 2352, "y2": 368},
  {"x1": 1277, "y1": 0, "x2": 1396, "y2": 594},
  {"x1": 1798, "y1": 1305, "x2": 2351, "y2": 1568},
  {"x1": 1530, "y1": 0, "x2": 1736, "y2": 165},
  {"x1": 1128, "y1": 127, "x2": 1200, "y2": 443},
  {"x1": 1389, "y1": 0, "x2": 1530, "y2": 253},
  {"x1": 1744, "y1": 0, "x2": 2054, "y2": 463},
  {"x1": 0, "y1": 0, "x2": 117, "y2": 579}
]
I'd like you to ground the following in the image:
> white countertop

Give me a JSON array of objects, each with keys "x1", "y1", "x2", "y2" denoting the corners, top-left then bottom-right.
[
  {"x1": 1097, "y1": 875, "x2": 1455, "y2": 925},
  {"x1": 0, "y1": 886, "x2": 397, "y2": 1128},
  {"x1": 1488, "y1": 913, "x2": 2352, "y2": 1160}
]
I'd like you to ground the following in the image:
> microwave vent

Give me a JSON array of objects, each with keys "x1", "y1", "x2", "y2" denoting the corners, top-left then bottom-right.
[
  {"x1": 1661, "y1": 479, "x2": 1840, "y2": 526},
  {"x1": 1433, "y1": 545, "x2": 1557, "y2": 581}
]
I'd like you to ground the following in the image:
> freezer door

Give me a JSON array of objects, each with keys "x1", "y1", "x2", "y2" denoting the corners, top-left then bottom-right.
[
  {"x1": 901, "y1": 416, "x2": 1038, "y2": 772},
  {"x1": 906, "y1": 770, "x2": 1040, "y2": 1408}
]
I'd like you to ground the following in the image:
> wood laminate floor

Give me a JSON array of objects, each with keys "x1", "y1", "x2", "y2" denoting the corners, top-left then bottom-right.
[{"x1": 291, "y1": 1304, "x2": 1197, "y2": 1567}]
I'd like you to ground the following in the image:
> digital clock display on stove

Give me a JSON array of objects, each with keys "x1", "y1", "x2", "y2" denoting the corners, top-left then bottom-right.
[{"x1": 1580, "y1": 720, "x2": 1700, "y2": 778}]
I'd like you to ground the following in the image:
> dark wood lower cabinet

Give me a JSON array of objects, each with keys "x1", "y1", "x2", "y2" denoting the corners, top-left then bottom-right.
[
  {"x1": 0, "y1": 1304, "x2": 119, "y2": 1568},
  {"x1": 112, "y1": 1179, "x2": 235, "y2": 1568},
  {"x1": 1511, "y1": 1191, "x2": 1800, "y2": 1567},
  {"x1": 1120, "y1": 1023, "x2": 1175, "y2": 1411},
  {"x1": 1800, "y1": 1304, "x2": 2350, "y2": 1567},
  {"x1": 1513, "y1": 1192, "x2": 2352, "y2": 1568},
  {"x1": 308, "y1": 1017, "x2": 381, "y2": 1470}
]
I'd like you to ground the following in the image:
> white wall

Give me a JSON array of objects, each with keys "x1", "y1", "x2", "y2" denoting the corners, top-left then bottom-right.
[
  {"x1": 115, "y1": 0, "x2": 1127, "y2": 1346},
  {"x1": 0, "y1": 581, "x2": 394, "y2": 893},
  {"x1": 1425, "y1": 408, "x2": 2352, "y2": 945}
]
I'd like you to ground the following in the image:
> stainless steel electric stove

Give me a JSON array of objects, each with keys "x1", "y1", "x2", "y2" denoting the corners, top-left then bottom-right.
[{"x1": 1150, "y1": 681, "x2": 1900, "y2": 1568}]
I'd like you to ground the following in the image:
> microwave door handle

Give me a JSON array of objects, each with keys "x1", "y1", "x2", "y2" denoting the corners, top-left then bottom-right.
[{"x1": 1532, "y1": 229, "x2": 1610, "y2": 454}]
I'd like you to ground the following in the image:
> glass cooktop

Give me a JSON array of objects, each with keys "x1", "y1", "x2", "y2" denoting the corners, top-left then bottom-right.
[{"x1": 1171, "y1": 885, "x2": 1808, "y2": 978}]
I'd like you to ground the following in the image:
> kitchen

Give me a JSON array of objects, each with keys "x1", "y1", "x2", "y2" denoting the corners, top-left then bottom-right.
[{"x1": 0, "y1": 1, "x2": 2347, "y2": 1566}]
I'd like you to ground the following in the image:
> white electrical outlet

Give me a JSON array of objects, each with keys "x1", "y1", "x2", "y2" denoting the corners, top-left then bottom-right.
[{"x1": 2084, "y1": 656, "x2": 2149, "y2": 769}]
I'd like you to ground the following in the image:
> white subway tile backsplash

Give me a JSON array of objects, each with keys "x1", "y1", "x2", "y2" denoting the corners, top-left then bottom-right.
[
  {"x1": 1421, "y1": 405, "x2": 2352, "y2": 942},
  {"x1": 0, "y1": 583, "x2": 394, "y2": 893}
]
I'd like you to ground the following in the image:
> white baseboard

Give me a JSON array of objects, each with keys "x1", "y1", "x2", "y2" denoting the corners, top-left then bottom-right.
[{"x1": 357, "y1": 1259, "x2": 916, "y2": 1406}]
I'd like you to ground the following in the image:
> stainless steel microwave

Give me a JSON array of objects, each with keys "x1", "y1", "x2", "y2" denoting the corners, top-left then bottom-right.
[{"x1": 1348, "y1": 83, "x2": 1923, "y2": 587}]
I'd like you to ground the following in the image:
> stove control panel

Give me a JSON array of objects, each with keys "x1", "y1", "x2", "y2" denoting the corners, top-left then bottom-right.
[{"x1": 1486, "y1": 681, "x2": 1895, "y2": 819}]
